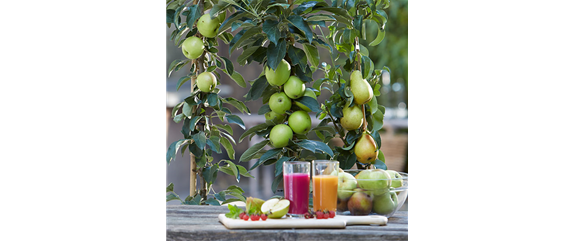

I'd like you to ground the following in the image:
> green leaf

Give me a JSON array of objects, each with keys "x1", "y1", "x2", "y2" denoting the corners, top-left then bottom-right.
[
  {"x1": 176, "y1": 76, "x2": 191, "y2": 91},
  {"x1": 310, "y1": 126, "x2": 337, "y2": 135},
  {"x1": 226, "y1": 114, "x2": 245, "y2": 130},
  {"x1": 186, "y1": 5, "x2": 201, "y2": 27},
  {"x1": 313, "y1": 7, "x2": 352, "y2": 20},
  {"x1": 302, "y1": 44, "x2": 319, "y2": 68},
  {"x1": 219, "y1": 11, "x2": 250, "y2": 33},
  {"x1": 262, "y1": 19, "x2": 280, "y2": 45},
  {"x1": 377, "y1": 151, "x2": 386, "y2": 163},
  {"x1": 237, "y1": 46, "x2": 260, "y2": 65},
  {"x1": 220, "y1": 56, "x2": 234, "y2": 75},
  {"x1": 168, "y1": 59, "x2": 190, "y2": 77},
  {"x1": 166, "y1": 183, "x2": 175, "y2": 192},
  {"x1": 207, "y1": 136, "x2": 222, "y2": 153},
  {"x1": 244, "y1": 75, "x2": 269, "y2": 101},
  {"x1": 287, "y1": 45, "x2": 307, "y2": 68},
  {"x1": 182, "y1": 102, "x2": 193, "y2": 117},
  {"x1": 257, "y1": 104, "x2": 271, "y2": 115},
  {"x1": 166, "y1": 192, "x2": 182, "y2": 202},
  {"x1": 210, "y1": 1, "x2": 230, "y2": 19},
  {"x1": 361, "y1": 55, "x2": 374, "y2": 79},
  {"x1": 225, "y1": 204, "x2": 242, "y2": 218},
  {"x1": 239, "y1": 122, "x2": 272, "y2": 142},
  {"x1": 374, "y1": 158, "x2": 387, "y2": 170},
  {"x1": 222, "y1": 160, "x2": 239, "y2": 182},
  {"x1": 183, "y1": 194, "x2": 202, "y2": 205},
  {"x1": 287, "y1": 15, "x2": 313, "y2": 44},
  {"x1": 249, "y1": 148, "x2": 282, "y2": 171},
  {"x1": 193, "y1": 132, "x2": 207, "y2": 149},
  {"x1": 369, "y1": 29, "x2": 385, "y2": 46},
  {"x1": 202, "y1": 164, "x2": 219, "y2": 185},
  {"x1": 353, "y1": 15, "x2": 363, "y2": 37},
  {"x1": 295, "y1": 96, "x2": 321, "y2": 112},
  {"x1": 230, "y1": 72, "x2": 246, "y2": 88},
  {"x1": 167, "y1": 139, "x2": 188, "y2": 164},
  {"x1": 294, "y1": 139, "x2": 334, "y2": 157},
  {"x1": 372, "y1": 108, "x2": 384, "y2": 131},
  {"x1": 214, "y1": 124, "x2": 233, "y2": 135},
  {"x1": 221, "y1": 198, "x2": 244, "y2": 205},
  {"x1": 230, "y1": 26, "x2": 262, "y2": 54},
  {"x1": 275, "y1": 156, "x2": 293, "y2": 177},
  {"x1": 306, "y1": 14, "x2": 335, "y2": 22},
  {"x1": 207, "y1": 93, "x2": 219, "y2": 107},
  {"x1": 237, "y1": 165, "x2": 255, "y2": 178},
  {"x1": 220, "y1": 135, "x2": 236, "y2": 160},
  {"x1": 239, "y1": 140, "x2": 270, "y2": 162},
  {"x1": 267, "y1": 38, "x2": 287, "y2": 71},
  {"x1": 205, "y1": 197, "x2": 221, "y2": 206},
  {"x1": 215, "y1": 191, "x2": 227, "y2": 202},
  {"x1": 224, "y1": 97, "x2": 249, "y2": 114}
]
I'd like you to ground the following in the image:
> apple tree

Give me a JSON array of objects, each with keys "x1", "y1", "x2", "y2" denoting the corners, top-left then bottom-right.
[{"x1": 166, "y1": 0, "x2": 254, "y2": 205}]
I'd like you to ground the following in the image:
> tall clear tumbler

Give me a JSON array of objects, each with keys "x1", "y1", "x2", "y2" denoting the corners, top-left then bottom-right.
[{"x1": 283, "y1": 161, "x2": 310, "y2": 217}]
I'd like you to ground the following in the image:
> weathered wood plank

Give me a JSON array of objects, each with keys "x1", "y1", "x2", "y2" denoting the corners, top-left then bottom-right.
[{"x1": 166, "y1": 205, "x2": 408, "y2": 241}]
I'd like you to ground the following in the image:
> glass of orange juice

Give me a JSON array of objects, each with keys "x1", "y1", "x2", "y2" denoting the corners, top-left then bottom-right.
[{"x1": 312, "y1": 160, "x2": 339, "y2": 212}]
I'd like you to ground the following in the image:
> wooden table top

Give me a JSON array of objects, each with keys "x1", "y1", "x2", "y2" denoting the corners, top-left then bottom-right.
[{"x1": 167, "y1": 205, "x2": 408, "y2": 241}]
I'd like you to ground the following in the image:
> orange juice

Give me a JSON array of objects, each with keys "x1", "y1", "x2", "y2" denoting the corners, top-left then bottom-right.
[{"x1": 312, "y1": 175, "x2": 338, "y2": 212}]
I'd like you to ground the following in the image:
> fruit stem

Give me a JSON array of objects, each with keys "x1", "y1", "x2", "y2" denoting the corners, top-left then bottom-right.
[
  {"x1": 361, "y1": 104, "x2": 368, "y2": 132},
  {"x1": 354, "y1": 37, "x2": 361, "y2": 72}
]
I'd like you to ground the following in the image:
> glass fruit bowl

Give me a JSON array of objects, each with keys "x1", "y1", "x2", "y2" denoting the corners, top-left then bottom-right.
[{"x1": 336, "y1": 169, "x2": 408, "y2": 217}]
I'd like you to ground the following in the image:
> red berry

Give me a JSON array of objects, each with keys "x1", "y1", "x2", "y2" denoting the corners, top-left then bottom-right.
[
  {"x1": 250, "y1": 214, "x2": 260, "y2": 221},
  {"x1": 239, "y1": 213, "x2": 245, "y2": 219},
  {"x1": 329, "y1": 210, "x2": 336, "y2": 218},
  {"x1": 316, "y1": 212, "x2": 324, "y2": 219},
  {"x1": 242, "y1": 215, "x2": 249, "y2": 221},
  {"x1": 261, "y1": 214, "x2": 267, "y2": 221}
]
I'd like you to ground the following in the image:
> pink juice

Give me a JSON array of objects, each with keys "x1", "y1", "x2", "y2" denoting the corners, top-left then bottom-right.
[{"x1": 283, "y1": 173, "x2": 310, "y2": 214}]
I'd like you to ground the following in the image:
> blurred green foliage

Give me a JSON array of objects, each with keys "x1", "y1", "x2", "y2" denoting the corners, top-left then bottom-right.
[{"x1": 360, "y1": 0, "x2": 407, "y2": 88}]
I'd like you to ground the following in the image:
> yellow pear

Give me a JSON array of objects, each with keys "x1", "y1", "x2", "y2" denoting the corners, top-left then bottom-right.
[
  {"x1": 350, "y1": 70, "x2": 373, "y2": 105},
  {"x1": 354, "y1": 132, "x2": 379, "y2": 164},
  {"x1": 340, "y1": 104, "x2": 363, "y2": 130}
]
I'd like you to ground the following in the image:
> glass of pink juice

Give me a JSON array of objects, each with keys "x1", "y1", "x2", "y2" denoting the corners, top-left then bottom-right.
[{"x1": 283, "y1": 161, "x2": 310, "y2": 217}]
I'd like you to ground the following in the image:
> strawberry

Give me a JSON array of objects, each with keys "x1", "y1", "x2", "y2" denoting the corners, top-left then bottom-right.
[{"x1": 250, "y1": 214, "x2": 260, "y2": 221}]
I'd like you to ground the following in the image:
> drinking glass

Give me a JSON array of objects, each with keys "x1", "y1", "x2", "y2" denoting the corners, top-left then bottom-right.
[
  {"x1": 283, "y1": 161, "x2": 310, "y2": 217},
  {"x1": 312, "y1": 160, "x2": 339, "y2": 212}
]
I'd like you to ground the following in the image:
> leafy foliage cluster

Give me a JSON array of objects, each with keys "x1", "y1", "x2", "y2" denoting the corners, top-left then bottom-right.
[{"x1": 166, "y1": 0, "x2": 396, "y2": 200}]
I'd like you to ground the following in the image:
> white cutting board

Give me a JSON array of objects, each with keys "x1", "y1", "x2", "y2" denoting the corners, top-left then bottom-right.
[{"x1": 218, "y1": 214, "x2": 387, "y2": 229}]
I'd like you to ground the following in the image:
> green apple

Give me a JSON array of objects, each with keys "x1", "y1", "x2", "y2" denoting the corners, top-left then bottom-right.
[
  {"x1": 386, "y1": 170, "x2": 403, "y2": 188},
  {"x1": 294, "y1": 88, "x2": 317, "y2": 112},
  {"x1": 261, "y1": 198, "x2": 290, "y2": 219},
  {"x1": 196, "y1": 72, "x2": 217, "y2": 92},
  {"x1": 337, "y1": 171, "x2": 358, "y2": 201},
  {"x1": 355, "y1": 169, "x2": 392, "y2": 191},
  {"x1": 283, "y1": 76, "x2": 305, "y2": 99},
  {"x1": 288, "y1": 110, "x2": 311, "y2": 134},
  {"x1": 269, "y1": 92, "x2": 292, "y2": 114},
  {"x1": 347, "y1": 189, "x2": 372, "y2": 215},
  {"x1": 340, "y1": 104, "x2": 363, "y2": 130},
  {"x1": 181, "y1": 36, "x2": 204, "y2": 60},
  {"x1": 269, "y1": 124, "x2": 293, "y2": 148},
  {"x1": 372, "y1": 191, "x2": 398, "y2": 215},
  {"x1": 197, "y1": 13, "x2": 221, "y2": 38},
  {"x1": 264, "y1": 111, "x2": 286, "y2": 124},
  {"x1": 265, "y1": 59, "x2": 291, "y2": 86}
]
